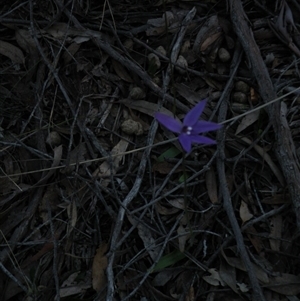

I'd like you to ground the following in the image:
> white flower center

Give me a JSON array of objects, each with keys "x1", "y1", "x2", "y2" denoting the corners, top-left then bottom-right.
[{"x1": 185, "y1": 126, "x2": 192, "y2": 135}]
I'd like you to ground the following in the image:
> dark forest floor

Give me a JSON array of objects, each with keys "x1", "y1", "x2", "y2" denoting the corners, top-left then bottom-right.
[{"x1": 1, "y1": 0, "x2": 300, "y2": 300}]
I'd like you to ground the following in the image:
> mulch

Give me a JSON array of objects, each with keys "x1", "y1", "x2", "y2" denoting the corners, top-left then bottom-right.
[{"x1": 1, "y1": 1, "x2": 300, "y2": 300}]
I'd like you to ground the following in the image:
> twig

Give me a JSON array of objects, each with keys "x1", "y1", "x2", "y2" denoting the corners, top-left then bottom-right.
[
  {"x1": 106, "y1": 7, "x2": 197, "y2": 300},
  {"x1": 0, "y1": 262, "x2": 28, "y2": 293},
  {"x1": 216, "y1": 41, "x2": 266, "y2": 300}
]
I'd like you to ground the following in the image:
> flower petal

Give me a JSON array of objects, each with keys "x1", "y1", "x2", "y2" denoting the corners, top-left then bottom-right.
[
  {"x1": 190, "y1": 135, "x2": 217, "y2": 145},
  {"x1": 155, "y1": 113, "x2": 182, "y2": 133},
  {"x1": 178, "y1": 134, "x2": 192, "y2": 152},
  {"x1": 192, "y1": 121, "x2": 222, "y2": 134},
  {"x1": 183, "y1": 100, "x2": 207, "y2": 127}
]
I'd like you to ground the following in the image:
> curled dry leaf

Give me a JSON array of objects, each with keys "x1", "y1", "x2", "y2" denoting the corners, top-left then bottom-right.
[{"x1": 0, "y1": 40, "x2": 25, "y2": 64}]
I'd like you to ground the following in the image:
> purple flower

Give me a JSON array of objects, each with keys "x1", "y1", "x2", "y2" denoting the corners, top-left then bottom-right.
[{"x1": 155, "y1": 100, "x2": 222, "y2": 152}]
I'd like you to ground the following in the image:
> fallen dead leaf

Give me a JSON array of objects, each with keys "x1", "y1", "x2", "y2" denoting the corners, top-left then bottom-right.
[
  {"x1": 206, "y1": 167, "x2": 219, "y2": 204},
  {"x1": 235, "y1": 109, "x2": 260, "y2": 135},
  {"x1": 269, "y1": 214, "x2": 282, "y2": 252},
  {"x1": 241, "y1": 137, "x2": 285, "y2": 186},
  {"x1": 0, "y1": 40, "x2": 25, "y2": 64},
  {"x1": 239, "y1": 200, "x2": 253, "y2": 224},
  {"x1": 203, "y1": 268, "x2": 225, "y2": 286},
  {"x1": 127, "y1": 214, "x2": 160, "y2": 261},
  {"x1": 92, "y1": 243, "x2": 108, "y2": 293},
  {"x1": 60, "y1": 271, "x2": 91, "y2": 297}
]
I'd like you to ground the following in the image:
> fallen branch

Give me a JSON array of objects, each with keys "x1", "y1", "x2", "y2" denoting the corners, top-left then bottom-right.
[{"x1": 229, "y1": 0, "x2": 300, "y2": 230}]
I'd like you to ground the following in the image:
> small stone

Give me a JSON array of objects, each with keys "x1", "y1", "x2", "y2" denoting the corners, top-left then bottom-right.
[
  {"x1": 124, "y1": 39, "x2": 133, "y2": 52},
  {"x1": 235, "y1": 81, "x2": 250, "y2": 93},
  {"x1": 218, "y1": 48, "x2": 231, "y2": 62},
  {"x1": 129, "y1": 87, "x2": 146, "y2": 99},
  {"x1": 232, "y1": 92, "x2": 248, "y2": 104},
  {"x1": 46, "y1": 131, "x2": 61, "y2": 146},
  {"x1": 180, "y1": 40, "x2": 190, "y2": 55},
  {"x1": 148, "y1": 53, "x2": 161, "y2": 72},
  {"x1": 176, "y1": 55, "x2": 188, "y2": 74},
  {"x1": 156, "y1": 46, "x2": 166, "y2": 56},
  {"x1": 121, "y1": 119, "x2": 143, "y2": 135}
]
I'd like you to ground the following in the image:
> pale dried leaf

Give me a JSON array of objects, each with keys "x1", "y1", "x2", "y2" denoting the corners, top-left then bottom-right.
[
  {"x1": 235, "y1": 110, "x2": 260, "y2": 135},
  {"x1": 203, "y1": 268, "x2": 225, "y2": 286},
  {"x1": 177, "y1": 224, "x2": 189, "y2": 253},
  {"x1": 60, "y1": 272, "x2": 90, "y2": 297},
  {"x1": 237, "y1": 282, "x2": 249, "y2": 293},
  {"x1": 168, "y1": 198, "x2": 185, "y2": 210},
  {"x1": 239, "y1": 200, "x2": 253, "y2": 224},
  {"x1": 93, "y1": 139, "x2": 129, "y2": 186}
]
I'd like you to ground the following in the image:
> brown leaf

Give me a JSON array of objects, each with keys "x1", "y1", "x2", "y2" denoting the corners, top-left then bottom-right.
[
  {"x1": 222, "y1": 249, "x2": 269, "y2": 284},
  {"x1": 267, "y1": 273, "x2": 300, "y2": 295},
  {"x1": 152, "y1": 161, "x2": 184, "y2": 174},
  {"x1": 246, "y1": 226, "x2": 264, "y2": 254},
  {"x1": 112, "y1": 59, "x2": 133, "y2": 83},
  {"x1": 220, "y1": 259, "x2": 237, "y2": 293},
  {"x1": 128, "y1": 214, "x2": 160, "y2": 261},
  {"x1": 206, "y1": 168, "x2": 219, "y2": 204},
  {"x1": 155, "y1": 202, "x2": 180, "y2": 215},
  {"x1": 269, "y1": 214, "x2": 282, "y2": 252},
  {"x1": 92, "y1": 243, "x2": 108, "y2": 292}
]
